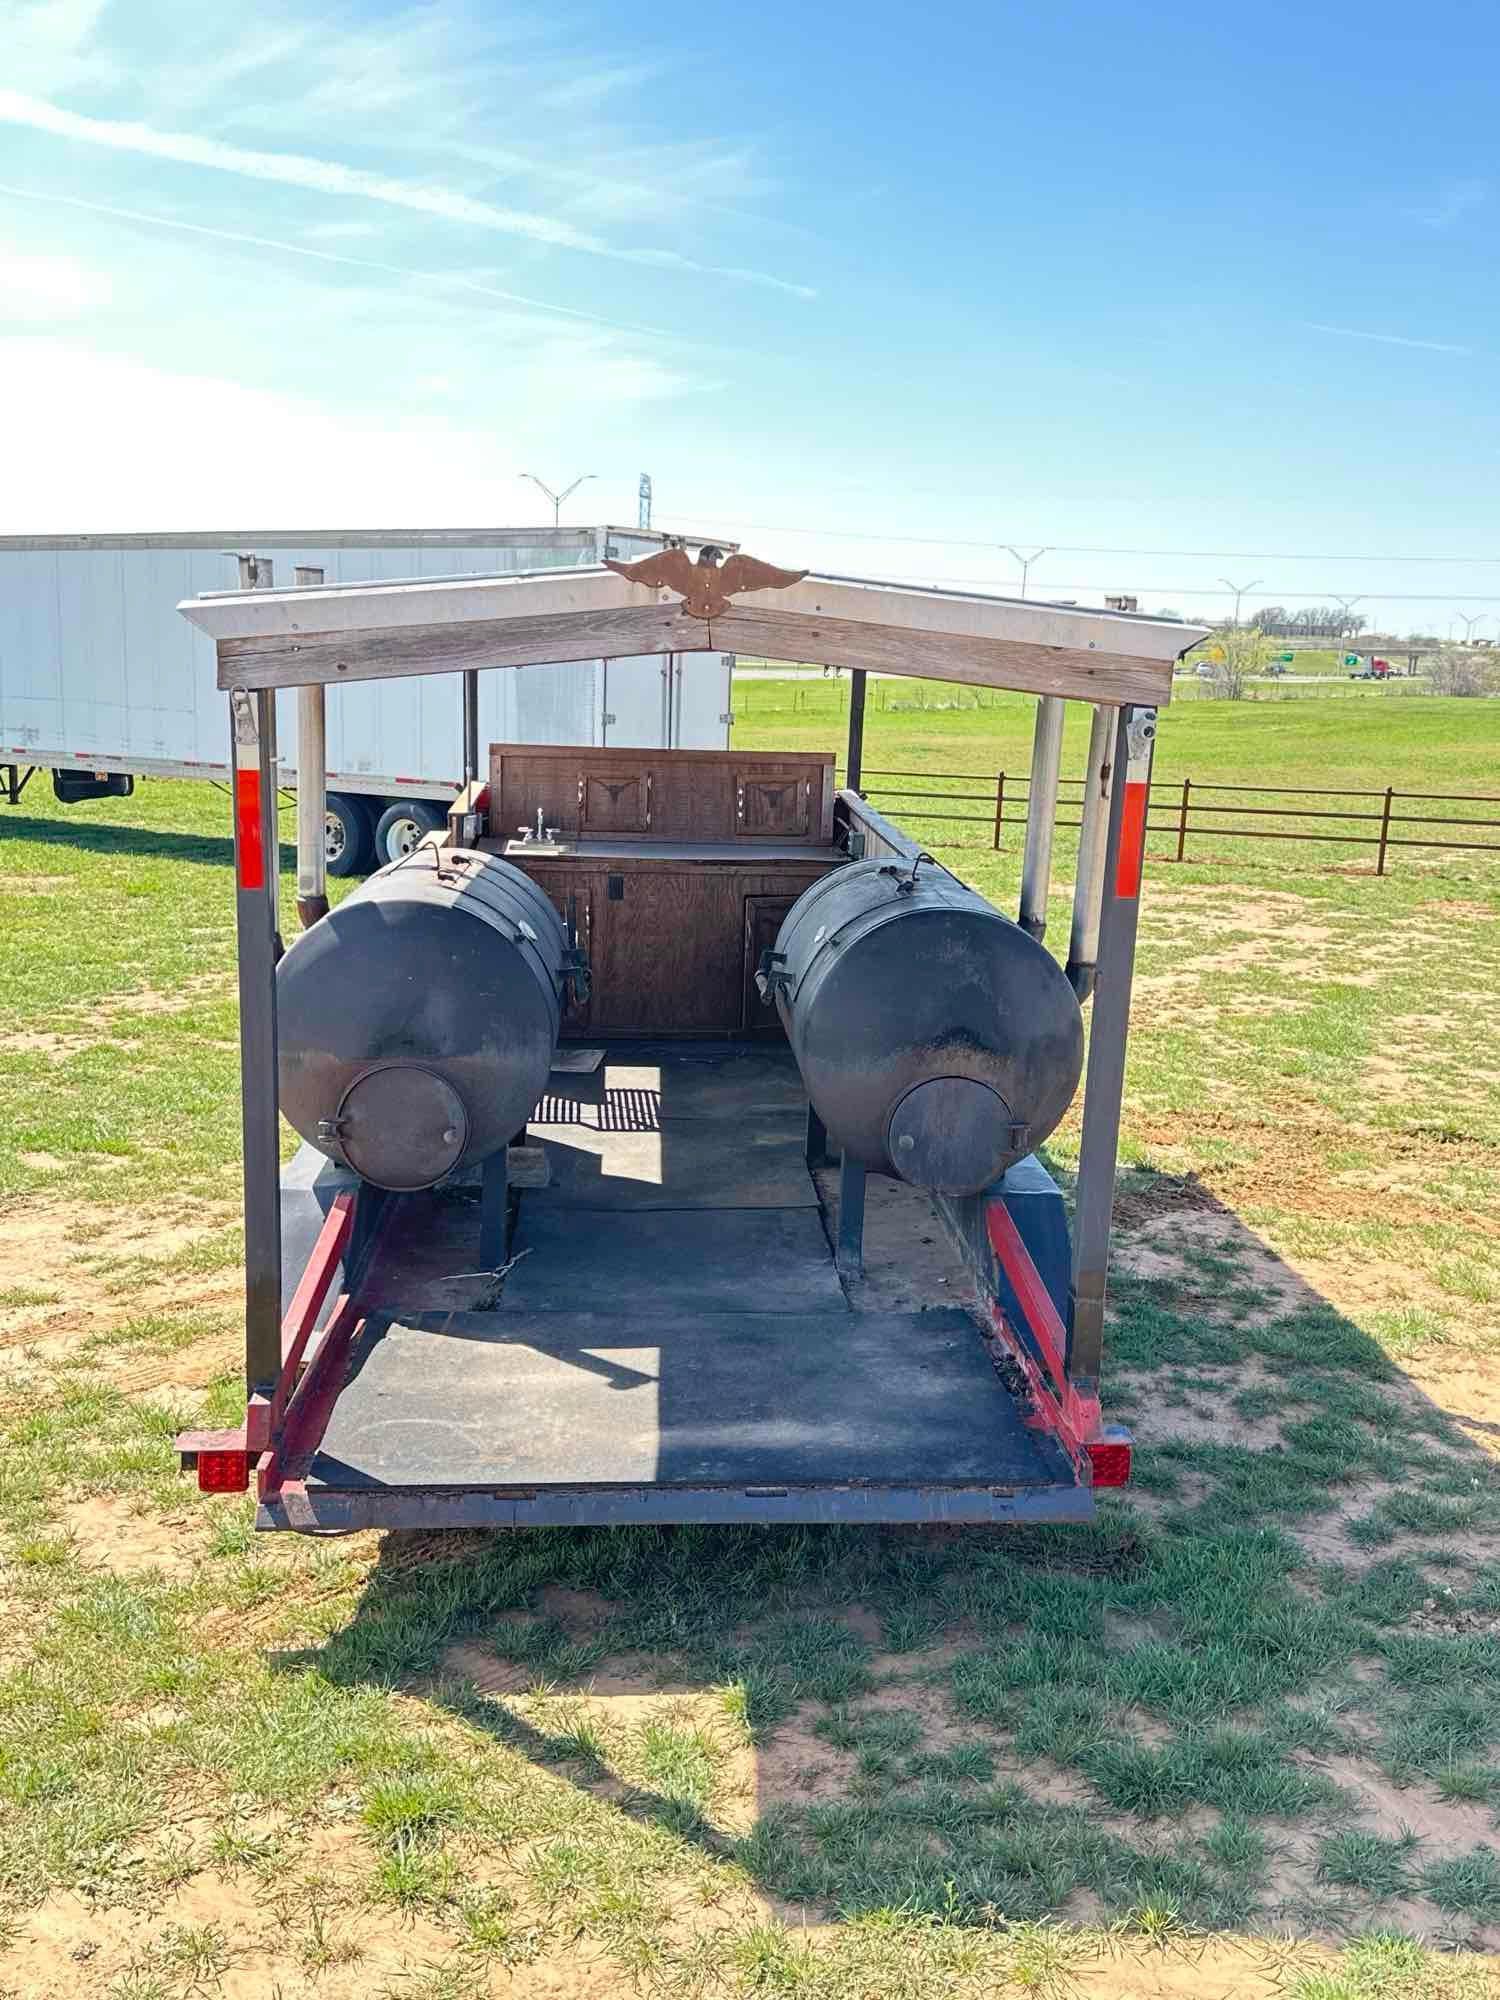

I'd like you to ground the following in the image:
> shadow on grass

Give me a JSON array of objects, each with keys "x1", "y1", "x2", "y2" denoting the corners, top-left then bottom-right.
[
  {"x1": 282, "y1": 1168, "x2": 1500, "y2": 1938},
  {"x1": 0, "y1": 809, "x2": 299, "y2": 873}
]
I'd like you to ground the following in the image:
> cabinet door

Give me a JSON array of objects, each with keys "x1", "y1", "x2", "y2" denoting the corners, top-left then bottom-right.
[
  {"x1": 590, "y1": 871, "x2": 742, "y2": 1032},
  {"x1": 579, "y1": 768, "x2": 652, "y2": 835},
  {"x1": 734, "y1": 766, "x2": 813, "y2": 839},
  {"x1": 742, "y1": 896, "x2": 794, "y2": 1036}
]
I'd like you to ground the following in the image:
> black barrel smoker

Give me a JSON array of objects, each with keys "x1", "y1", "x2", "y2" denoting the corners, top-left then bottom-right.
[{"x1": 173, "y1": 551, "x2": 1200, "y2": 1531}]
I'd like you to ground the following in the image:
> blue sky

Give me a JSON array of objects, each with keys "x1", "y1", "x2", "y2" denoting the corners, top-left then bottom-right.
[{"x1": 1, "y1": 0, "x2": 1495, "y2": 630}]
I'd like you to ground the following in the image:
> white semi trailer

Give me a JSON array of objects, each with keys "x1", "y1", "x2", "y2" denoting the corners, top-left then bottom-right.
[{"x1": 0, "y1": 525, "x2": 736, "y2": 872}]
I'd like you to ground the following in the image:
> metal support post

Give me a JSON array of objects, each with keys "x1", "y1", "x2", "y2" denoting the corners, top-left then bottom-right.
[
  {"x1": 462, "y1": 669, "x2": 481, "y2": 789},
  {"x1": 293, "y1": 567, "x2": 329, "y2": 928},
  {"x1": 805, "y1": 1100, "x2": 831, "y2": 1168},
  {"x1": 1069, "y1": 705, "x2": 1157, "y2": 1389},
  {"x1": 1065, "y1": 703, "x2": 1114, "y2": 998},
  {"x1": 836, "y1": 1153, "x2": 867, "y2": 1279},
  {"x1": 845, "y1": 668, "x2": 868, "y2": 790},
  {"x1": 1376, "y1": 786, "x2": 1394, "y2": 876},
  {"x1": 1018, "y1": 695, "x2": 1065, "y2": 940},
  {"x1": 479, "y1": 1149, "x2": 510, "y2": 1270},
  {"x1": 237, "y1": 557, "x2": 283, "y2": 953},
  {"x1": 230, "y1": 687, "x2": 283, "y2": 1445}
]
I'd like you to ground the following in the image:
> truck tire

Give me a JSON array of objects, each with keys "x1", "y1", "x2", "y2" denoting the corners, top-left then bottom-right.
[
  {"x1": 324, "y1": 793, "x2": 374, "y2": 878},
  {"x1": 52, "y1": 769, "x2": 134, "y2": 804},
  {"x1": 373, "y1": 799, "x2": 446, "y2": 866}
]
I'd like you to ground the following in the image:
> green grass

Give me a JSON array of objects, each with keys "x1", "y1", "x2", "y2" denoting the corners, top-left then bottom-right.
[{"x1": 1, "y1": 695, "x2": 1500, "y2": 1994}]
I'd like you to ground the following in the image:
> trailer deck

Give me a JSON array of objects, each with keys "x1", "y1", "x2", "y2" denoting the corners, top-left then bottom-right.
[
  {"x1": 255, "y1": 1044, "x2": 1078, "y2": 1531},
  {"x1": 174, "y1": 551, "x2": 1207, "y2": 1534}
]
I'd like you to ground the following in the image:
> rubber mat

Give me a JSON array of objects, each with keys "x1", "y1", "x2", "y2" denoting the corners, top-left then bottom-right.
[
  {"x1": 500, "y1": 1205, "x2": 846, "y2": 1313},
  {"x1": 310, "y1": 1306, "x2": 1059, "y2": 1490}
]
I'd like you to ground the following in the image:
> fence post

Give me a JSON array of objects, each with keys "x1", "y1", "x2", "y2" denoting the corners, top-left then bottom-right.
[
  {"x1": 993, "y1": 771, "x2": 1006, "y2": 851},
  {"x1": 1376, "y1": 786, "x2": 1394, "y2": 876},
  {"x1": 1176, "y1": 776, "x2": 1191, "y2": 863}
]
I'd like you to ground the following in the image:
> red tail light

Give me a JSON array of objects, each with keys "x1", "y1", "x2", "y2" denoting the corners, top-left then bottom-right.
[
  {"x1": 1088, "y1": 1434, "x2": 1133, "y2": 1488},
  {"x1": 198, "y1": 1448, "x2": 251, "y2": 1493}
]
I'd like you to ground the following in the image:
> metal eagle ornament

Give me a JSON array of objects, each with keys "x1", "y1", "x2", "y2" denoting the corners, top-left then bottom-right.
[{"x1": 604, "y1": 542, "x2": 807, "y2": 620}]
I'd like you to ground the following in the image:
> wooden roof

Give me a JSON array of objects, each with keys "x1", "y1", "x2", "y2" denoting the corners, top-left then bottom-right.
[{"x1": 181, "y1": 563, "x2": 1206, "y2": 706}]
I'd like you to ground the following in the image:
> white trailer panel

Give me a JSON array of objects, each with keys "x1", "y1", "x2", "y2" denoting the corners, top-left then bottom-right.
[{"x1": 0, "y1": 527, "x2": 735, "y2": 802}]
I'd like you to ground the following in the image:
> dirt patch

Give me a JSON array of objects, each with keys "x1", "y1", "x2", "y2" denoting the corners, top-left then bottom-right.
[
  {"x1": 0, "y1": 1199, "x2": 240, "y2": 1368},
  {"x1": 1114, "y1": 1208, "x2": 1319, "y2": 1316},
  {"x1": 3, "y1": 1868, "x2": 457, "y2": 2000},
  {"x1": 0, "y1": 1030, "x2": 104, "y2": 1061},
  {"x1": 539, "y1": 1584, "x2": 617, "y2": 1632},
  {"x1": 1307, "y1": 1751, "x2": 1500, "y2": 1850},
  {"x1": 62, "y1": 1494, "x2": 199, "y2": 1577}
]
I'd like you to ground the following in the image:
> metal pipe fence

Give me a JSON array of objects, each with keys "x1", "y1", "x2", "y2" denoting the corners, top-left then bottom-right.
[{"x1": 843, "y1": 768, "x2": 1500, "y2": 875}]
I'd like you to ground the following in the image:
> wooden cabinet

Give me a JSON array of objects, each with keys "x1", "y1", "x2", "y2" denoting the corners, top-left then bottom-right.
[
  {"x1": 510, "y1": 854, "x2": 836, "y2": 1037},
  {"x1": 490, "y1": 744, "x2": 835, "y2": 846}
]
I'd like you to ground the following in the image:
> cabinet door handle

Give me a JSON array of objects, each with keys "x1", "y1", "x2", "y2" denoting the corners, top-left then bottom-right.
[{"x1": 644, "y1": 772, "x2": 653, "y2": 829}]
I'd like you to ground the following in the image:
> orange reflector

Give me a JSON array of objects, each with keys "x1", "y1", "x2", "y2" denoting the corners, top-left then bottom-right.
[
  {"x1": 1114, "y1": 780, "x2": 1148, "y2": 899},
  {"x1": 198, "y1": 1448, "x2": 250, "y2": 1493},
  {"x1": 235, "y1": 768, "x2": 265, "y2": 890},
  {"x1": 1088, "y1": 1438, "x2": 1132, "y2": 1488}
]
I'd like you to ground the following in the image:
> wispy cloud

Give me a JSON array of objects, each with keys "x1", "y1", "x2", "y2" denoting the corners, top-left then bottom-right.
[
  {"x1": 1302, "y1": 321, "x2": 1472, "y2": 356},
  {"x1": 0, "y1": 183, "x2": 699, "y2": 342},
  {"x1": 537, "y1": 61, "x2": 661, "y2": 111},
  {"x1": 0, "y1": 86, "x2": 815, "y2": 298},
  {"x1": 301, "y1": 219, "x2": 381, "y2": 241},
  {"x1": 1406, "y1": 178, "x2": 1486, "y2": 231}
]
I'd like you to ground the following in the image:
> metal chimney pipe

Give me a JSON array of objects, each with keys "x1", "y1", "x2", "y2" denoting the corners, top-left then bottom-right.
[{"x1": 1018, "y1": 695, "x2": 1064, "y2": 941}]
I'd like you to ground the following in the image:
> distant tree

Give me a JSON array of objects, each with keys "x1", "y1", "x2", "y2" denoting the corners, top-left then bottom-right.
[
  {"x1": 1254, "y1": 604, "x2": 1290, "y2": 633},
  {"x1": 1428, "y1": 652, "x2": 1500, "y2": 696},
  {"x1": 1203, "y1": 625, "x2": 1268, "y2": 699}
]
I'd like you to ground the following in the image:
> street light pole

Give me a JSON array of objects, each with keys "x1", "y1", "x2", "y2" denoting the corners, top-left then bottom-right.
[
  {"x1": 1218, "y1": 576, "x2": 1262, "y2": 628},
  {"x1": 519, "y1": 472, "x2": 597, "y2": 526},
  {"x1": 1333, "y1": 596, "x2": 1365, "y2": 652},
  {"x1": 1004, "y1": 546, "x2": 1051, "y2": 600}
]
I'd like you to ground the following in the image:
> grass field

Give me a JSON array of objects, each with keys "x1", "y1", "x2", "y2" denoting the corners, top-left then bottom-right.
[{"x1": 1, "y1": 681, "x2": 1499, "y2": 1998}]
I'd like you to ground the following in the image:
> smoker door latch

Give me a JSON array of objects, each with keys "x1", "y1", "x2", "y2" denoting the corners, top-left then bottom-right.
[
  {"x1": 755, "y1": 948, "x2": 791, "y2": 1004},
  {"x1": 562, "y1": 947, "x2": 592, "y2": 1008}
]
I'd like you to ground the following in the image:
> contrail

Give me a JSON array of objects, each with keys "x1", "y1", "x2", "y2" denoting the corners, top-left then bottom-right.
[
  {"x1": 0, "y1": 87, "x2": 816, "y2": 300},
  {"x1": 1303, "y1": 321, "x2": 1471, "y2": 356},
  {"x1": 0, "y1": 182, "x2": 698, "y2": 343}
]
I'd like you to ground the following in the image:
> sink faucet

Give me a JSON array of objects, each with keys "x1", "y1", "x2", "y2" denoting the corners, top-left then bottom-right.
[{"x1": 536, "y1": 806, "x2": 545, "y2": 842}]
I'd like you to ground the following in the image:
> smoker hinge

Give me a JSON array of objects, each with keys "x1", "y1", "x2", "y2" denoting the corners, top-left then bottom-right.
[
  {"x1": 755, "y1": 948, "x2": 790, "y2": 1004},
  {"x1": 601, "y1": 712, "x2": 616, "y2": 726},
  {"x1": 719, "y1": 711, "x2": 735, "y2": 725},
  {"x1": 562, "y1": 947, "x2": 592, "y2": 1007}
]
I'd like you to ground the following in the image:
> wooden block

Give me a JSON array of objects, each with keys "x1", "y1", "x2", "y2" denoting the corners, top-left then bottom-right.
[{"x1": 505, "y1": 1144, "x2": 551, "y2": 1189}]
